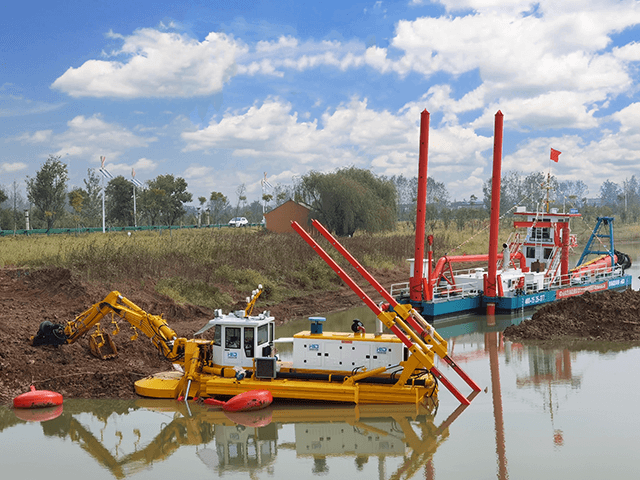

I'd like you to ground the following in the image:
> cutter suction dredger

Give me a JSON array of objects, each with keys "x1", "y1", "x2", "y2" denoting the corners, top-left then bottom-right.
[{"x1": 137, "y1": 220, "x2": 479, "y2": 406}]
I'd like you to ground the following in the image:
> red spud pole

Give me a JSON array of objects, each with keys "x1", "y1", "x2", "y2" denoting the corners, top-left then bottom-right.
[
  {"x1": 410, "y1": 109, "x2": 430, "y2": 302},
  {"x1": 486, "y1": 111, "x2": 504, "y2": 314}
]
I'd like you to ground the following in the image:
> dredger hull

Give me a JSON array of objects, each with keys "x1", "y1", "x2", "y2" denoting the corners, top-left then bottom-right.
[{"x1": 134, "y1": 370, "x2": 437, "y2": 405}]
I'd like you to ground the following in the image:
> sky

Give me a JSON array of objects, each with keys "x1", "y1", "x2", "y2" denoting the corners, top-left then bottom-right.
[{"x1": 3, "y1": 0, "x2": 640, "y2": 207}]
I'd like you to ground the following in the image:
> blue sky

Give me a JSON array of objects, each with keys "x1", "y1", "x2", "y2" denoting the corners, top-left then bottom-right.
[{"x1": 3, "y1": 0, "x2": 640, "y2": 207}]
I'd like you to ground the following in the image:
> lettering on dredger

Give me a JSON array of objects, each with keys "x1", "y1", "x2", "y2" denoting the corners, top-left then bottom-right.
[{"x1": 524, "y1": 294, "x2": 547, "y2": 306}]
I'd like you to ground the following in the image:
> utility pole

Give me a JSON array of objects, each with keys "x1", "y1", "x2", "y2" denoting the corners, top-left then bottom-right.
[
  {"x1": 130, "y1": 168, "x2": 143, "y2": 227},
  {"x1": 99, "y1": 156, "x2": 113, "y2": 233}
]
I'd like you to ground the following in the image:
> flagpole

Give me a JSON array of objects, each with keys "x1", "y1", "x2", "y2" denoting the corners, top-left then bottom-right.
[{"x1": 547, "y1": 148, "x2": 561, "y2": 213}]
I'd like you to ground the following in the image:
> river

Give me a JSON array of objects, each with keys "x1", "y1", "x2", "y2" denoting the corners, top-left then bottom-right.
[{"x1": 2, "y1": 245, "x2": 640, "y2": 479}]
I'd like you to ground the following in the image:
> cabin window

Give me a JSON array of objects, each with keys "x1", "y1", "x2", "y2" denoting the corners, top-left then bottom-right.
[
  {"x1": 531, "y1": 227, "x2": 551, "y2": 241},
  {"x1": 526, "y1": 247, "x2": 536, "y2": 259},
  {"x1": 244, "y1": 327, "x2": 255, "y2": 358},
  {"x1": 258, "y1": 324, "x2": 269, "y2": 345},
  {"x1": 225, "y1": 327, "x2": 241, "y2": 349},
  {"x1": 213, "y1": 325, "x2": 221, "y2": 346},
  {"x1": 543, "y1": 248, "x2": 553, "y2": 259},
  {"x1": 269, "y1": 322, "x2": 274, "y2": 342}
]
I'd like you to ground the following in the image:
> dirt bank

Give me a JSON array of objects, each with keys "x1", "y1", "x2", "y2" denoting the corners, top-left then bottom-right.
[
  {"x1": 0, "y1": 266, "x2": 409, "y2": 405},
  {"x1": 504, "y1": 289, "x2": 640, "y2": 342}
]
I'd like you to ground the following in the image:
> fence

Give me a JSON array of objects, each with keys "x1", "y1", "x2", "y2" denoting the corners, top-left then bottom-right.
[{"x1": 0, "y1": 223, "x2": 263, "y2": 236}]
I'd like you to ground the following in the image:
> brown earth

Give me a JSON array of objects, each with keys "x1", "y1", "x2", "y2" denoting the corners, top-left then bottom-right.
[
  {"x1": 0, "y1": 266, "x2": 409, "y2": 405},
  {"x1": 504, "y1": 288, "x2": 640, "y2": 342}
]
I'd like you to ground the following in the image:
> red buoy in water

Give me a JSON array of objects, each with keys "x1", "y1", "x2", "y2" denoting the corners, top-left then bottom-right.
[
  {"x1": 13, "y1": 385, "x2": 63, "y2": 409},
  {"x1": 203, "y1": 390, "x2": 273, "y2": 412}
]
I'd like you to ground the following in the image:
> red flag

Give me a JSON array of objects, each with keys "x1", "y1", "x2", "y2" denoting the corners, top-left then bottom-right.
[
  {"x1": 100, "y1": 156, "x2": 106, "y2": 168},
  {"x1": 550, "y1": 148, "x2": 561, "y2": 162}
]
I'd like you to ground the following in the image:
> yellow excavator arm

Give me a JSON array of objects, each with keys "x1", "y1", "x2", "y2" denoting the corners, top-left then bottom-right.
[{"x1": 33, "y1": 291, "x2": 184, "y2": 361}]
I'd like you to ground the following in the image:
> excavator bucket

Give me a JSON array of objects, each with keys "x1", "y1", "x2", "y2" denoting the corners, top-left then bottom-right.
[{"x1": 89, "y1": 331, "x2": 118, "y2": 359}]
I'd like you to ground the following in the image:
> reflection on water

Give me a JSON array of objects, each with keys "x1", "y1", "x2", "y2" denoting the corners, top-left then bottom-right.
[
  {"x1": 2, "y1": 246, "x2": 640, "y2": 479},
  {"x1": 1, "y1": 398, "x2": 454, "y2": 479}
]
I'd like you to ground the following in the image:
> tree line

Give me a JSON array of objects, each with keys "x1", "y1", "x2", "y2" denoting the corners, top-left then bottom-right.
[{"x1": 1, "y1": 155, "x2": 639, "y2": 234}]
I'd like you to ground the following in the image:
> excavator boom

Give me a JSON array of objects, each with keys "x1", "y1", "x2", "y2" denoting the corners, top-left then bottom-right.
[{"x1": 32, "y1": 291, "x2": 182, "y2": 361}]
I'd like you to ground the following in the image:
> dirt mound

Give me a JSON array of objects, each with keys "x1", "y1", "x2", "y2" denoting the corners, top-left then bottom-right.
[
  {"x1": 504, "y1": 289, "x2": 640, "y2": 342},
  {"x1": 0, "y1": 267, "x2": 216, "y2": 405}
]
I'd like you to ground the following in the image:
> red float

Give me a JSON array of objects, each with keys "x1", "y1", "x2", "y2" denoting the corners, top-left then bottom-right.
[
  {"x1": 13, "y1": 385, "x2": 63, "y2": 409},
  {"x1": 203, "y1": 390, "x2": 273, "y2": 412}
]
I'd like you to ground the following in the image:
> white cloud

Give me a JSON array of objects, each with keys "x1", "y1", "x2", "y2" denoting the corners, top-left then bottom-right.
[
  {"x1": 105, "y1": 157, "x2": 159, "y2": 178},
  {"x1": 15, "y1": 130, "x2": 53, "y2": 143},
  {"x1": 181, "y1": 97, "x2": 496, "y2": 198},
  {"x1": 10, "y1": 115, "x2": 159, "y2": 175},
  {"x1": 613, "y1": 41, "x2": 640, "y2": 62},
  {"x1": 1, "y1": 162, "x2": 28, "y2": 173},
  {"x1": 52, "y1": 29, "x2": 246, "y2": 98}
]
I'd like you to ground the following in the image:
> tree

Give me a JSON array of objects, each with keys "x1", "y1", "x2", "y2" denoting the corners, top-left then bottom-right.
[
  {"x1": 262, "y1": 193, "x2": 273, "y2": 213},
  {"x1": 246, "y1": 200, "x2": 264, "y2": 223},
  {"x1": 557, "y1": 179, "x2": 588, "y2": 209},
  {"x1": 68, "y1": 187, "x2": 85, "y2": 229},
  {"x1": 106, "y1": 176, "x2": 134, "y2": 226},
  {"x1": 141, "y1": 174, "x2": 192, "y2": 225},
  {"x1": 235, "y1": 184, "x2": 247, "y2": 217},
  {"x1": 298, "y1": 167, "x2": 397, "y2": 236},
  {"x1": 0, "y1": 186, "x2": 8, "y2": 230},
  {"x1": 482, "y1": 170, "x2": 556, "y2": 214},
  {"x1": 139, "y1": 188, "x2": 166, "y2": 226},
  {"x1": 1, "y1": 181, "x2": 28, "y2": 230},
  {"x1": 26, "y1": 155, "x2": 68, "y2": 229},
  {"x1": 600, "y1": 180, "x2": 621, "y2": 207},
  {"x1": 82, "y1": 169, "x2": 103, "y2": 226},
  {"x1": 209, "y1": 191, "x2": 229, "y2": 225}
]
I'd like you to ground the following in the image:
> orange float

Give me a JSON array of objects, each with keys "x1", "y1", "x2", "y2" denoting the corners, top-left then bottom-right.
[
  {"x1": 13, "y1": 385, "x2": 63, "y2": 409},
  {"x1": 203, "y1": 390, "x2": 273, "y2": 412}
]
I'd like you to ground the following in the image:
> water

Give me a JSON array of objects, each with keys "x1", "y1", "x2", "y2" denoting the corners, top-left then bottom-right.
[{"x1": 2, "y1": 245, "x2": 640, "y2": 479}]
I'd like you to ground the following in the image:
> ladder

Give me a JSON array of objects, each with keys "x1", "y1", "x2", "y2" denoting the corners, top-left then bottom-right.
[
  {"x1": 291, "y1": 219, "x2": 481, "y2": 405},
  {"x1": 544, "y1": 246, "x2": 562, "y2": 285}
]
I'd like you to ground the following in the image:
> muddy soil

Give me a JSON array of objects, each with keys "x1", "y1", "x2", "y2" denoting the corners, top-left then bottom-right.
[
  {"x1": 504, "y1": 288, "x2": 640, "y2": 342},
  {"x1": 0, "y1": 266, "x2": 409, "y2": 405}
]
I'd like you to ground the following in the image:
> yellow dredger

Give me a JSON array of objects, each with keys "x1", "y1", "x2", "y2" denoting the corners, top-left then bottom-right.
[{"x1": 31, "y1": 221, "x2": 479, "y2": 405}]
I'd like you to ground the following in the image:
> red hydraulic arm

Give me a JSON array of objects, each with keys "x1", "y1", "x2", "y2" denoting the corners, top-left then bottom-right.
[
  {"x1": 292, "y1": 220, "x2": 478, "y2": 405},
  {"x1": 308, "y1": 219, "x2": 481, "y2": 395}
]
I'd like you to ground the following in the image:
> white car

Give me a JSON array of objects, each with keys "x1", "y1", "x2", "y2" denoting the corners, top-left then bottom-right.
[{"x1": 229, "y1": 216, "x2": 249, "y2": 227}]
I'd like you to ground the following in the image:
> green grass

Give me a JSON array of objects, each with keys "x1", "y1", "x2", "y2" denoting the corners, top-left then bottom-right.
[{"x1": 2, "y1": 219, "x2": 637, "y2": 310}]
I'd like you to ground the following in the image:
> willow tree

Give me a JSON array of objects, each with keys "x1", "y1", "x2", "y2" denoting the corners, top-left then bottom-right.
[{"x1": 298, "y1": 167, "x2": 397, "y2": 236}]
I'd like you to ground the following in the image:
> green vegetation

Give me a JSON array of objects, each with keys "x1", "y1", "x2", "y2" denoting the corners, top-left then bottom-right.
[
  {"x1": 1, "y1": 215, "x2": 638, "y2": 312},
  {"x1": 297, "y1": 167, "x2": 397, "y2": 236}
]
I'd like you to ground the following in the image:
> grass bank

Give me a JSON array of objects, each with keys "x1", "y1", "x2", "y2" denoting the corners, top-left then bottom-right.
[{"x1": 1, "y1": 218, "x2": 636, "y2": 310}]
